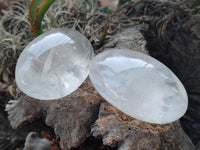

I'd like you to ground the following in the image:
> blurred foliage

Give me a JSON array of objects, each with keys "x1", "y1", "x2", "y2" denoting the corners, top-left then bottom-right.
[
  {"x1": 28, "y1": 0, "x2": 133, "y2": 34},
  {"x1": 100, "y1": 0, "x2": 131, "y2": 15},
  {"x1": 100, "y1": 6, "x2": 114, "y2": 15},
  {"x1": 192, "y1": 0, "x2": 200, "y2": 14},
  {"x1": 117, "y1": 0, "x2": 131, "y2": 7},
  {"x1": 192, "y1": 0, "x2": 200, "y2": 7}
]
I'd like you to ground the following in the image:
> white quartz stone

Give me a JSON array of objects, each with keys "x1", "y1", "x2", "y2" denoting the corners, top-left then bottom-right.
[
  {"x1": 89, "y1": 49, "x2": 188, "y2": 124},
  {"x1": 16, "y1": 28, "x2": 94, "y2": 100}
]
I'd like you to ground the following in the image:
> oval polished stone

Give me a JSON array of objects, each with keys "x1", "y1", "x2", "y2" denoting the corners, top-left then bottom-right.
[
  {"x1": 16, "y1": 28, "x2": 94, "y2": 100},
  {"x1": 89, "y1": 49, "x2": 188, "y2": 124}
]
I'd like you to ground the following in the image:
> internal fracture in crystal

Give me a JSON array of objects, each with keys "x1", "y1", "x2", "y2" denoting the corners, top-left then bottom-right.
[
  {"x1": 89, "y1": 49, "x2": 188, "y2": 124},
  {"x1": 16, "y1": 28, "x2": 94, "y2": 100}
]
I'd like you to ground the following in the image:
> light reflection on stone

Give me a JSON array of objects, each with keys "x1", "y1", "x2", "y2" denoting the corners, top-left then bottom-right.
[
  {"x1": 16, "y1": 28, "x2": 93, "y2": 100},
  {"x1": 89, "y1": 49, "x2": 188, "y2": 124}
]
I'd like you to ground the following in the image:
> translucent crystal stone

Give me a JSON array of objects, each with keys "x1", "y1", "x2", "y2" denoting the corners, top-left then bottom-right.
[
  {"x1": 16, "y1": 28, "x2": 94, "y2": 100},
  {"x1": 89, "y1": 49, "x2": 188, "y2": 124}
]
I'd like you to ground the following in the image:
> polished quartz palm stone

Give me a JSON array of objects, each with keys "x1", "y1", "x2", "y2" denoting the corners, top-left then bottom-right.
[
  {"x1": 16, "y1": 28, "x2": 94, "y2": 100},
  {"x1": 89, "y1": 49, "x2": 188, "y2": 124}
]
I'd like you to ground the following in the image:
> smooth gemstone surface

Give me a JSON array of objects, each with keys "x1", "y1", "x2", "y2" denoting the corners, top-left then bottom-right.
[
  {"x1": 16, "y1": 28, "x2": 94, "y2": 100},
  {"x1": 89, "y1": 49, "x2": 188, "y2": 124}
]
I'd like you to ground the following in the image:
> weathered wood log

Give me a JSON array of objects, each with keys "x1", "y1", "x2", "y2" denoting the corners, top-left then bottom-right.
[
  {"x1": 92, "y1": 102, "x2": 194, "y2": 150},
  {"x1": 6, "y1": 79, "x2": 102, "y2": 150},
  {"x1": 5, "y1": 0, "x2": 198, "y2": 149}
]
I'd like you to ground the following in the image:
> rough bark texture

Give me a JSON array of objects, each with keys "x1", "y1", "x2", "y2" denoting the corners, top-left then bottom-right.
[
  {"x1": 6, "y1": 79, "x2": 102, "y2": 150},
  {"x1": 4, "y1": 0, "x2": 199, "y2": 149},
  {"x1": 92, "y1": 102, "x2": 195, "y2": 150},
  {"x1": 97, "y1": 24, "x2": 148, "y2": 54}
]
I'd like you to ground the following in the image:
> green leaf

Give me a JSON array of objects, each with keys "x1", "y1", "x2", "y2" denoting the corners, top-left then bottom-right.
[
  {"x1": 96, "y1": 20, "x2": 108, "y2": 49},
  {"x1": 29, "y1": 0, "x2": 56, "y2": 37}
]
